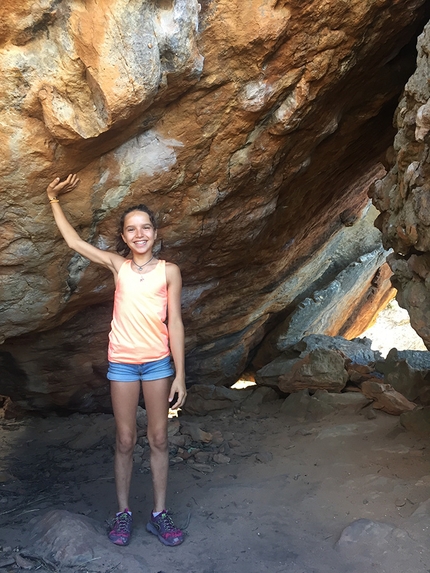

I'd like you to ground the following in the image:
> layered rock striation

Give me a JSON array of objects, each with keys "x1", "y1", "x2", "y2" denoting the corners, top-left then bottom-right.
[{"x1": 0, "y1": 0, "x2": 428, "y2": 410}]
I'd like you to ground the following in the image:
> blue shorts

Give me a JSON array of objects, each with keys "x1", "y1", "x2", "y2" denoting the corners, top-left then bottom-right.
[{"x1": 107, "y1": 356, "x2": 174, "y2": 382}]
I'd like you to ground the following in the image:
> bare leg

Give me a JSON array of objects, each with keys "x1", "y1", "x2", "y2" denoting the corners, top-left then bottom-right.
[
  {"x1": 141, "y1": 378, "x2": 171, "y2": 512},
  {"x1": 110, "y1": 381, "x2": 140, "y2": 512}
]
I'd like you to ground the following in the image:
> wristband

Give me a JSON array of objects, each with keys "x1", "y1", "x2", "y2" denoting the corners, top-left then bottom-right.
[{"x1": 49, "y1": 197, "x2": 59, "y2": 203}]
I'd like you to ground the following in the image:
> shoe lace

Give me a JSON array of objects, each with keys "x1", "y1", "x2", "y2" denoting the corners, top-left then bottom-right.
[
  {"x1": 157, "y1": 511, "x2": 178, "y2": 533},
  {"x1": 115, "y1": 512, "x2": 131, "y2": 533}
]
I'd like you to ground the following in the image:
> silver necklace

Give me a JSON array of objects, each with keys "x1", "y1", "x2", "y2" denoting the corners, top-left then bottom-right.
[{"x1": 132, "y1": 256, "x2": 154, "y2": 281}]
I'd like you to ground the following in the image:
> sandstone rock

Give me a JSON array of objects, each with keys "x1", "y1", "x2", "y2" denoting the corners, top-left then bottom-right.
[
  {"x1": 375, "y1": 348, "x2": 430, "y2": 401},
  {"x1": 0, "y1": 556, "x2": 15, "y2": 568},
  {"x1": 177, "y1": 447, "x2": 192, "y2": 460},
  {"x1": 133, "y1": 444, "x2": 144, "y2": 456},
  {"x1": 240, "y1": 386, "x2": 279, "y2": 413},
  {"x1": 254, "y1": 238, "x2": 393, "y2": 365},
  {"x1": 210, "y1": 430, "x2": 224, "y2": 446},
  {"x1": 335, "y1": 517, "x2": 430, "y2": 572},
  {"x1": 306, "y1": 395, "x2": 337, "y2": 421},
  {"x1": 280, "y1": 388, "x2": 371, "y2": 421},
  {"x1": 180, "y1": 421, "x2": 212, "y2": 443},
  {"x1": 278, "y1": 348, "x2": 348, "y2": 394},
  {"x1": 25, "y1": 510, "x2": 146, "y2": 570},
  {"x1": 186, "y1": 461, "x2": 213, "y2": 474},
  {"x1": 228, "y1": 439, "x2": 241, "y2": 448},
  {"x1": 255, "y1": 452, "x2": 273, "y2": 463},
  {"x1": 346, "y1": 363, "x2": 378, "y2": 383},
  {"x1": 1, "y1": 1, "x2": 428, "y2": 410},
  {"x1": 365, "y1": 406, "x2": 378, "y2": 420},
  {"x1": 257, "y1": 334, "x2": 381, "y2": 390},
  {"x1": 407, "y1": 498, "x2": 430, "y2": 544},
  {"x1": 136, "y1": 406, "x2": 148, "y2": 429},
  {"x1": 361, "y1": 380, "x2": 417, "y2": 415},
  {"x1": 371, "y1": 18, "x2": 430, "y2": 352},
  {"x1": 167, "y1": 417, "x2": 181, "y2": 437},
  {"x1": 336, "y1": 518, "x2": 411, "y2": 555},
  {"x1": 1, "y1": 397, "x2": 26, "y2": 420},
  {"x1": 418, "y1": 385, "x2": 430, "y2": 406},
  {"x1": 66, "y1": 415, "x2": 115, "y2": 450},
  {"x1": 400, "y1": 407, "x2": 430, "y2": 436},
  {"x1": 279, "y1": 389, "x2": 311, "y2": 421},
  {"x1": 312, "y1": 389, "x2": 371, "y2": 412},
  {"x1": 181, "y1": 385, "x2": 253, "y2": 416},
  {"x1": 294, "y1": 334, "x2": 381, "y2": 365},
  {"x1": 194, "y1": 451, "x2": 211, "y2": 464},
  {"x1": 255, "y1": 356, "x2": 300, "y2": 388},
  {"x1": 169, "y1": 434, "x2": 187, "y2": 447},
  {"x1": 213, "y1": 453, "x2": 230, "y2": 464}
]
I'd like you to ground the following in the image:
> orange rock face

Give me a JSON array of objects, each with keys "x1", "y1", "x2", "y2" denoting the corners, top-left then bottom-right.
[{"x1": 0, "y1": 0, "x2": 428, "y2": 410}]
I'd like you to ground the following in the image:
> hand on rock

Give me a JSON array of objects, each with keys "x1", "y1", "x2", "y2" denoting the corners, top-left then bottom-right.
[{"x1": 46, "y1": 174, "x2": 80, "y2": 200}]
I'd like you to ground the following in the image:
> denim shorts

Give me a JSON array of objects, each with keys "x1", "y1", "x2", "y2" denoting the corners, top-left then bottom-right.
[{"x1": 107, "y1": 356, "x2": 174, "y2": 382}]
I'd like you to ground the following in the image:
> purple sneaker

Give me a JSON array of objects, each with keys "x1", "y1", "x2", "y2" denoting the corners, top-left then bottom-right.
[
  {"x1": 146, "y1": 510, "x2": 184, "y2": 546},
  {"x1": 108, "y1": 510, "x2": 132, "y2": 546}
]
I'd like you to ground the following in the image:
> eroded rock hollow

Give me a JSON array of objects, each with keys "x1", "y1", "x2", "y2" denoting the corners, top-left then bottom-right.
[{"x1": 0, "y1": 0, "x2": 428, "y2": 411}]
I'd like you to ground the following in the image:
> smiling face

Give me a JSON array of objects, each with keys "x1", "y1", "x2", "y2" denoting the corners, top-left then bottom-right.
[{"x1": 121, "y1": 210, "x2": 157, "y2": 257}]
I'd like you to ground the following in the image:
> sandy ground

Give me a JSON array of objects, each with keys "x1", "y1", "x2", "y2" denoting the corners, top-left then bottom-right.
[{"x1": 0, "y1": 399, "x2": 429, "y2": 573}]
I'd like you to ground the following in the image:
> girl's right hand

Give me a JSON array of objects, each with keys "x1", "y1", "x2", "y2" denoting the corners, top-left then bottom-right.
[{"x1": 46, "y1": 174, "x2": 80, "y2": 201}]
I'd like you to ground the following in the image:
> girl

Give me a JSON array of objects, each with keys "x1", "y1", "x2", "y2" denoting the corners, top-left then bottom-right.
[{"x1": 46, "y1": 174, "x2": 187, "y2": 547}]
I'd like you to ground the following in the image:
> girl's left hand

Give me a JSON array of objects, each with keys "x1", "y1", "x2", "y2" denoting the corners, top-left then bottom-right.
[
  {"x1": 169, "y1": 378, "x2": 187, "y2": 410},
  {"x1": 46, "y1": 173, "x2": 80, "y2": 200}
]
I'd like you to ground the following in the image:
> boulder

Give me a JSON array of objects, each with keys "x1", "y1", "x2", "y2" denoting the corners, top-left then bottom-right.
[
  {"x1": 255, "y1": 355, "x2": 301, "y2": 388},
  {"x1": 400, "y1": 407, "x2": 430, "y2": 436},
  {"x1": 25, "y1": 510, "x2": 146, "y2": 571},
  {"x1": 256, "y1": 334, "x2": 381, "y2": 390},
  {"x1": 278, "y1": 348, "x2": 348, "y2": 394},
  {"x1": 346, "y1": 362, "x2": 379, "y2": 384},
  {"x1": 180, "y1": 421, "x2": 213, "y2": 443},
  {"x1": 240, "y1": 386, "x2": 279, "y2": 413},
  {"x1": 279, "y1": 390, "x2": 312, "y2": 421},
  {"x1": 360, "y1": 379, "x2": 417, "y2": 415},
  {"x1": 335, "y1": 518, "x2": 428, "y2": 572},
  {"x1": 280, "y1": 388, "x2": 370, "y2": 421},
  {"x1": 66, "y1": 415, "x2": 115, "y2": 450},
  {"x1": 375, "y1": 348, "x2": 430, "y2": 401},
  {"x1": 181, "y1": 384, "x2": 253, "y2": 416},
  {"x1": 294, "y1": 334, "x2": 382, "y2": 366},
  {"x1": 312, "y1": 389, "x2": 371, "y2": 412}
]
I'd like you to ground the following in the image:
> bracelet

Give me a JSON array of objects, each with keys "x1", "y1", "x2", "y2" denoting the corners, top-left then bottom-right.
[{"x1": 49, "y1": 197, "x2": 59, "y2": 203}]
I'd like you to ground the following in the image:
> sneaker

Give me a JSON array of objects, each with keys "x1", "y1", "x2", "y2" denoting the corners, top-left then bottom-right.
[
  {"x1": 108, "y1": 510, "x2": 132, "y2": 546},
  {"x1": 146, "y1": 510, "x2": 184, "y2": 546}
]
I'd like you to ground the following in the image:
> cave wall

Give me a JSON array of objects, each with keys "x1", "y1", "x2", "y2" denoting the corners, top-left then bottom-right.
[
  {"x1": 0, "y1": 0, "x2": 428, "y2": 410},
  {"x1": 371, "y1": 18, "x2": 430, "y2": 350}
]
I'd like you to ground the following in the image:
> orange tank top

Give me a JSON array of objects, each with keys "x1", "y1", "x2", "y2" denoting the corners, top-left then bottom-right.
[{"x1": 108, "y1": 259, "x2": 170, "y2": 364}]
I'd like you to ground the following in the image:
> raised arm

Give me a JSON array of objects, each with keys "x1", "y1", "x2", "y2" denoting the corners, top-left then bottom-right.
[
  {"x1": 47, "y1": 175, "x2": 124, "y2": 274},
  {"x1": 166, "y1": 262, "x2": 186, "y2": 409}
]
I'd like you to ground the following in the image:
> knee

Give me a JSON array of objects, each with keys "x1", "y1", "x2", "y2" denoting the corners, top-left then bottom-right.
[
  {"x1": 116, "y1": 430, "x2": 136, "y2": 455},
  {"x1": 148, "y1": 429, "x2": 168, "y2": 452}
]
